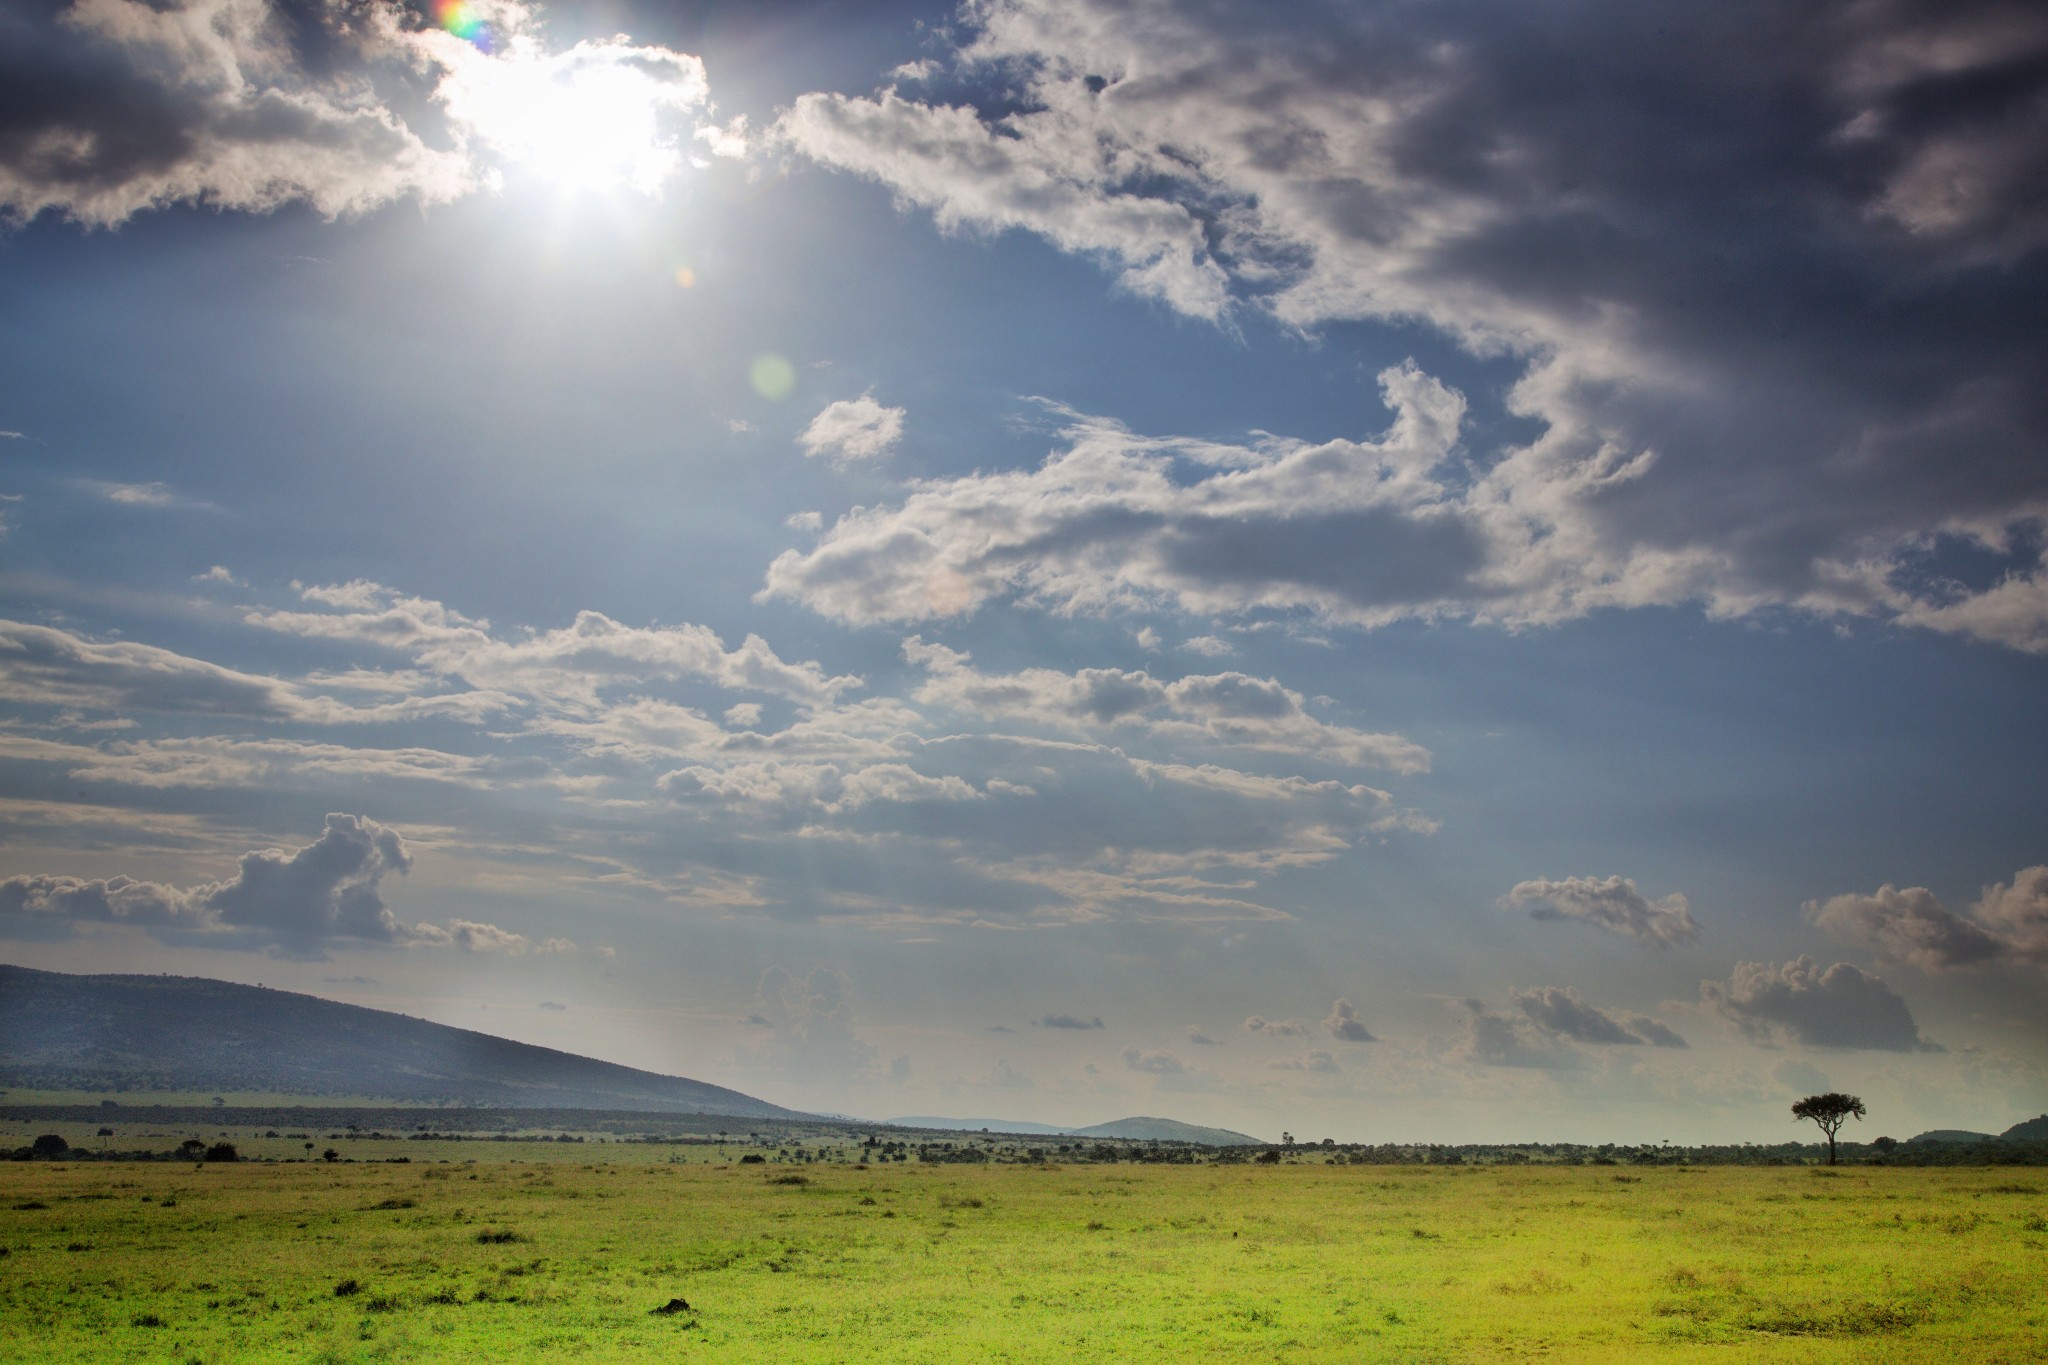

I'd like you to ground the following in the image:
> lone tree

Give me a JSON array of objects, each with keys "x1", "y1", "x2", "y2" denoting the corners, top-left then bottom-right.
[{"x1": 1792, "y1": 1092, "x2": 1866, "y2": 1165}]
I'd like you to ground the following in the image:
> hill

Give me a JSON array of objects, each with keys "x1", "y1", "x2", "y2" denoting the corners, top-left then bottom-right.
[
  {"x1": 1070, "y1": 1116, "x2": 1260, "y2": 1145},
  {"x1": 0, "y1": 964, "x2": 800, "y2": 1118},
  {"x1": 2001, "y1": 1115, "x2": 2048, "y2": 1142},
  {"x1": 1906, "y1": 1128, "x2": 2001, "y2": 1144},
  {"x1": 887, "y1": 1114, "x2": 1259, "y2": 1145}
]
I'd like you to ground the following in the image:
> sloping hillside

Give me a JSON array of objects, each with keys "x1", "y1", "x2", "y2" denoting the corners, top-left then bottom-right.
[{"x1": 0, "y1": 964, "x2": 799, "y2": 1118}]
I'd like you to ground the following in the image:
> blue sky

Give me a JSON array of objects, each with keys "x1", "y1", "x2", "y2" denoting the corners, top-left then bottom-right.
[{"x1": 1, "y1": 0, "x2": 2045, "y2": 1142}]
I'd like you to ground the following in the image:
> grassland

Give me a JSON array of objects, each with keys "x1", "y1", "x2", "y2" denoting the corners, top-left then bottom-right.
[{"x1": 3, "y1": 1155, "x2": 2044, "y2": 1364}]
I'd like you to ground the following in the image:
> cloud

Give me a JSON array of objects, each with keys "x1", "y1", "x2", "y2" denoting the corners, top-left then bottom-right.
[
  {"x1": 1323, "y1": 998, "x2": 1375, "y2": 1043},
  {"x1": 249, "y1": 580, "x2": 859, "y2": 708},
  {"x1": 0, "y1": 812, "x2": 528, "y2": 960},
  {"x1": 799, "y1": 396, "x2": 907, "y2": 463},
  {"x1": 1120, "y1": 1045, "x2": 1185, "y2": 1075},
  {"x1": 734, "y1": 966, "x2": 878, "y2": 1080},
  {"x1": 1501, "y1": 875, "x2": 1701, "y2": 947},
  {"x1": 773, "y1": 0, "x2": 2048, "y2": 652},
  {"x1": 1243, "y1": 1014, "x2": 1308, "y2": 1037},
  {"x1": 1035, "y1": 1013, "x2": 1105, "y2": 1030},
  {"x1": 1186, "y1": 1027, "x2": 1218, "y2": 1045},
  {"x1": 0, "y1": 619, "x2": 305, "y2": 720},
  {"x1": 1510, "y1": 986, "x2": 1686, "y2": 1048},
  {"x1": 1807, "y1": 867, "x2": 2048, "y2": 970},
  {"x1": 1701, "y1": 956, "x2": 1941, "y2": 1052},
  {"x1": 763, "y1": 367, "x2": 1491, "y2": 631},
  {"x1": 0, "y1": 618, "x2": 506, "y2": 727},
  {"x1": 93, "y1": 481, "x2": 177, "y2": 507},
  {"x1": 1179, "y1": 635, "x2": 1235, "y2": 658},
  {"x1": 906, "y1": 637, "x2": 1429, "y2": 773},
  {"x1": 1448, "y1": 999, "x2": 1576, "y2": 1070},
  {"x1": 1268, "y1": 1049, "x2": 1341, "y2": 1074},
  {"x1": 0, "y1": 0, "x2": 720, "y2": 227}
]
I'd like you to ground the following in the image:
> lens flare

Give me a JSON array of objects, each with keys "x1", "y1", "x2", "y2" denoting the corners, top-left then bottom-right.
[
  {"x1": 750, "y1": 355, "x2": 795, "y2": 400},
  {"x1": 434, "y1": 0, "x2": 494, "y2": 50},
  {"x1": 674, "y1": 266, "x2": 696, "y2": 288}
]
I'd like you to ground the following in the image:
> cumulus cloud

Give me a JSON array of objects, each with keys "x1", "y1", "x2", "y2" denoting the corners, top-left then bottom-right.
[
  {"x1": 1243, "y1": 1014, "x2": 1308, "y2": 1037},
  {"x1": 0, "y1": 812, "x2": 530, "y2": 959},
  {"x1": 1035, "y1": 1013, "x2": 1104, "y2": 1030},
  {"x1": 1808, "y1": 867, "x2": 2048, "y2": 970},
  {"x1": 799, "y1": 395, "x2": 906, "y2": 463},
  {"x1": 1511, "y1": 986, "x2": 1686, "y2": 1048},
  {"x1": 1501, "y1": 875, "x2": 1701, "y2": 947},
  {"x1": 772, "y1": 0, "x2": 2048, "y2": 651},
  {"x1": 763, "y1": 367, "x2": 1490, "y2": 630},
  {"x1": 1186, "y1": 1027, "x2": 1218, "y2": 1045},
  {"x1": 1322, "y1": 998, "x2": 1375, "y2": 1043},
  {"x1": 1, "y1": 0, "x2": 720, "y2": 227},
  {"x1": 1448, "y1": 999, "x2": 1576, "y2": 1070},
  {"x1": 1701, "y1": 956, "x2": 1941, "y2": 1052},
  {"x1": 1120, "y1": 1045, "x2": 1185, "y2": 1074},
  {"x1": 906, "y1": 637, "x2": 1430, "y2": 773}
]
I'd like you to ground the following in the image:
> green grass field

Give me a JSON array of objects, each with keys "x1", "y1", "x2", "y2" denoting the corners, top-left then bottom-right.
[{"x1": 4, "y1": 1157, "x2": 2044, "y2": 1363}]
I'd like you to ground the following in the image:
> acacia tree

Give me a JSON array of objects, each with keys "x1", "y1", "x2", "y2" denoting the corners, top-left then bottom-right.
[{"x1": 1791, "y1": 1092, "x2": 1866, "y2": 1165}]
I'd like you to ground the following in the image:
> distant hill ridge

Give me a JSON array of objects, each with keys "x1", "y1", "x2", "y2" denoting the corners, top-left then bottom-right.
[
  {"x1": 1905, "y1": 1116, "x2": 2048, "y2": 1145},
  {"x1": 888, "y1": 1114, "x2": 1260, "y2": 1145},
  {"x1": 0, "y1": 964, "x2": 799, "y2": 1118}
]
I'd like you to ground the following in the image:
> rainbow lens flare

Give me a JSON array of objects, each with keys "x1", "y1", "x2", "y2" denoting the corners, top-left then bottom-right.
[{"x1": 434, "y1": 0, "x2": 494, "y2": 50}]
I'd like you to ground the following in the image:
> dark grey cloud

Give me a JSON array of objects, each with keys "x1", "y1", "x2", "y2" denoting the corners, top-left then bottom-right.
[
  {"x1": 1035, "y1": 1013, "x2": 1105, "y2": 1030},
  {"x1": 0, "y1": 811, "x2": 539, "y2": 960},
  {"x1": 775, "y1": 0, "x2": 2048, "y2": 651},
  {"x1": 1322, "y1": 998, "x2": 1375, "y2": 1043},
  {"x1": 0, "y1": 0, "x2": 721, "y2": 227},
  {"x1": 1501, "y1": 876, "x2": 1701, "y2": 948},
  {"x1": 0, "y1": 619, "x2": 303, "y2": 719},
  {"x1": 0, "y1": 0, "x2": 472, "y2": 225},
  {"x1": 1511, "y1": 986, "x2": 1687, "y2": 1049},
  {"x1": 1449, "y1": 999, "x2": 1576, "y2": 1070},
  {"x1": 1701, "y1": 956, "x2": 1941, "y2": 1051},
  {"x1": 1808, "y1": 867, "x2": 2048, "y2": 971}
]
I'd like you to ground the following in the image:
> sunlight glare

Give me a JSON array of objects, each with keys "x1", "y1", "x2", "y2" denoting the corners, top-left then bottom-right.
[{"x1": 433, "y1": 31, "x2": 713, "y2": 196}]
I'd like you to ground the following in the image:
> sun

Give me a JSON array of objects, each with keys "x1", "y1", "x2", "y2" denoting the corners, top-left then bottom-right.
[{"x1": 430, "y1": 28, "x2": 713, "y2": 196}]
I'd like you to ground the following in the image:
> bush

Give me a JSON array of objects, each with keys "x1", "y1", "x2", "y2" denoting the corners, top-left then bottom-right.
[
  {"x1": 31, "y1": 1134, "x2": 69, "y2": 1158},
  {"x1": 204, "y1": 1142, "x2": 239, "y2": 1163}
]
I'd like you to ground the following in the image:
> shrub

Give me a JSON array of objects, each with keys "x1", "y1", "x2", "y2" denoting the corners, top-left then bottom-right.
[
  {"x1": 204, "y1": 1142, "x2": 239, "y2": 1163},
  {"x1": 31, "y1": 1134, "x2": 69, "y2": 1158}
]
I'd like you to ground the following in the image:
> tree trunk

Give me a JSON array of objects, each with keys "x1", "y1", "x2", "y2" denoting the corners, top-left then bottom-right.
[{"x1": 1826, "y1": 1132, "x2": 1837, "y2": 1166}]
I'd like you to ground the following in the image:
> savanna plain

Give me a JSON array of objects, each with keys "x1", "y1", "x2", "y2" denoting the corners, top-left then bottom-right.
[{"x1": 4, "y1": 1153, "x2": 2045, "y2": 1364}]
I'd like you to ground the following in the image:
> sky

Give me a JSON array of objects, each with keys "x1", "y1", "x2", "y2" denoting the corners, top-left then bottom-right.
[{"x1": 1, "y1": 0, "x2": 2045, "y2": 1144}]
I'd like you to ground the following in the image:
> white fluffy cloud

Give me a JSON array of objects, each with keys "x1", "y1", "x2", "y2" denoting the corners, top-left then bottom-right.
[
  {"x1": 0, "y1": 0, "x2": 721, "y2": 226},
  {"x1": 1808, "y1": 867, "x2": 2048, "y2": 971},
  {"x1": 764, "y1": 367, "x2": 1490, "y2": 629},
  {"x1": 799, "y1": 396, "x2": 906, "y2": 463},
  {"x1": 1700, "y1": 956, "x2": 1940, "y2": 1052},
  {"x1": 1501, "y1": 875, "x2": 1701, "y2": 948},
  {"x1": 774, "y1": 0, "x2": 2048, "y2": 650}
]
